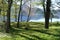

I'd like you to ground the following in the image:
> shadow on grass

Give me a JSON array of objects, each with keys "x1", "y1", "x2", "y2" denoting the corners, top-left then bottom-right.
[
  {"x1": 9, "y1": 27, "x2": 46, "y2": 40},
  {"x1": 52, "y1": 22, "x2": 60, "y2": 26},
  {"x1": 28, "y1": 29, "x2": 60, "y2": 37},
  {"x1": 10, "y1": 27, "x2": 60, "y2": 37},
  {"x1": 12, "y1": 33, "x2": 35, "y2": 40},
  {"x1": 9, "y1": 26, "x2": 60, "y2": 40},
  {"x1": 21, "y1": 32, "x2": 46, "y2": 40},
  {"x1": 13, "y1": 33, "x2": 46, "y2": 40}
]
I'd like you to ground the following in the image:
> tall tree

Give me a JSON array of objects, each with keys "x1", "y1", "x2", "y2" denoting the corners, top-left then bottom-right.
[
  {"x1": 6, "y1": 0, "x2": 13, "y2": 33},
  {"x1": 2, "y1": 0, "x2": 5, "y2": 22},
  {"x1": 17, "y1": 0, "x2": 22, "y2": 28},
  {"x1": 27, "y1": 0, "x2": 31, "y2": 22},
  {"x1": 0, "y1": 8, "x2": 1, "y2": 14},
  {"x1": 14, "y1": 0, "x2": 18, "y2": 22},
  {"x1": 42, "y1": 0, "x2": 45, "y2": 17},
  {"x1": 45, "y1": 0, "x2": 51, "y2": 29}
]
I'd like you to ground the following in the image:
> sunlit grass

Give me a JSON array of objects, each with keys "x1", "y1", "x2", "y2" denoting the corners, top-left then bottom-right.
[{"x1": 0, "y1": 22, "x2": 60, "y2": 40}]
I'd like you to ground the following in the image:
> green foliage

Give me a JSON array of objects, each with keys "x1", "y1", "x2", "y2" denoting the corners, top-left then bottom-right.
[
  {"x1": 1, "y1": 11, "x2": 7, "y2": 16},
  {"x1": 32, "y1": 2, "x2": 43, "y2": 6}
]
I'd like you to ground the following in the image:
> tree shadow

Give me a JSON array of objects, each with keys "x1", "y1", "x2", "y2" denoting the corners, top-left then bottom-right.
[
  {"x1": 13, "y1": 32, "x2": 46, "y2": 40},
  {"x1": 12, "y1": 33, "x2": 35, "y2": 40},
  {"x1": 9, "y1": 28, "x2": 46, "y2": 40},
  {"x1": 52, "y1": 22, "x2": 60, "y2": 26},
  {"x1": 8, "y1": 26, "x2": 60, "y2": 40},
  {"x1": 21, "y1": 32, "x2": 46, "y2": 40},
  {"x1": 29, "y1": 29, "x2": 60, "y2": 37}
]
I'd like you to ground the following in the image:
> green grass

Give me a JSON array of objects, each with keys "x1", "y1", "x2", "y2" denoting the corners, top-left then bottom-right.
[{"x1": 0, "y1": 22, "x2": 60, "y2": 40}]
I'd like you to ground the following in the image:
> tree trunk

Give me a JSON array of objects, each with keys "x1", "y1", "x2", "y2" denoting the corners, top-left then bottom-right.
[
  {"x1": 51, "y1": 14, "x2": 52, "y2": 23},
  {"x1": 15, "y1": 7, "x2": 17, "y2": 22},
  {"x1": 51, "y1": 17, "x2": 52, "y2": 23},
  {"x1": 17, "y1": 0, "x2": 22, "y2": 28},
  {"x1": 27, "y1": 0, "x2": 31, "y2": 22},
  {"x1": 15, "y1": 0, "x2": 17, "y2": 22},
  {"x1": 0, "y1": 9, "x2": 1, "y2": 15},
  {"x1": 6, "y1": 0, "x2": 13, "y2": 33},
  {"x1": 45, "y1": 0, "x2": 51, "y2": 29},
  {"x1": 2, "y1": 0, "x2": 5, "y2": 22},
  {"x1": 21, "y1": 13, "x2": 23, "y2": 22},
  {"x1": 3, "y1": 15, "x2": 5, "y2": 22},
  {"x1": 0, "y1": 9, "x2": 1, "y2": 21},
  {"x1": 43, "y1": 0, "x2": 45, "y2": 17},
  {"x1": 15, "y1": 12, "x2": 17, "y2": 22}
]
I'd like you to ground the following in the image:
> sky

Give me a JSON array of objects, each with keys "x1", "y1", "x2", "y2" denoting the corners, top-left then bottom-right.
[
  {"x1": 17, "y1": 0, "x2": 60, "y2": 22},
  {"x1": 29, "y1": 0, "x2": 60, "y2": 22},
  {"x1": 17, "y1": 0, "x2": 59, "y2": 9},
  {"x1": 51, "y1": 0, "x2": 60, "y2": 10}
]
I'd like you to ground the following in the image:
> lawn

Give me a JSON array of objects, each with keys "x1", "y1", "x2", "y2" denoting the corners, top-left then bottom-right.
[{"x1": 0, "y1": 22, "x2": 60, "y2": 40}]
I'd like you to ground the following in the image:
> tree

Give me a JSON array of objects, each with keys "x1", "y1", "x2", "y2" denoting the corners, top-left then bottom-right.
[
  {"x1": 2, "y1": 0, "x2": 6, "y2": 22},
  {"x1": 42, "y1": 0, "x2": 45, "y2": 17},
  {"x1": 14, "y1": 0, "x2": 18, "y2": 22},
  {"x1": 50, "y1": 9, "x2": 56, "y2": 23},
  {"x1": 17, "y1": 0, "x2": 22, "y2": 28},
  {"x1": 45, "y1": 0, "x2": 51, "y2": 29},
  {"x1": 27, "y1": 0, "x2": 31, "y2": 22},
  {"x1": 0, "y1": 9, "x2": 1, "y2": 14},
  {"x1": 6, "y1": 0, "x2": 13, "y2": 33},
  {"x1": 20, "y1": 0, "x2": 29, "y2": 22}
]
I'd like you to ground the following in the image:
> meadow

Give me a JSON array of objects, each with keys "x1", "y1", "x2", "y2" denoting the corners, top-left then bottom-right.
[{"x1": 0, "y1": 22, "x2": 60, "y2": 40}]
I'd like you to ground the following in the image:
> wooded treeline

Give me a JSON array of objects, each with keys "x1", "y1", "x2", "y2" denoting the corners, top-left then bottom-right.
[{"x1": 0, "y1": 0, "x2": 60, "y2": 33}]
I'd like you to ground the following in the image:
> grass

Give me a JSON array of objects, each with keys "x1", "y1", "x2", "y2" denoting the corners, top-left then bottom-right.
[{"x1": 0, "y1": 22, "x2": 60, "y2": 40}]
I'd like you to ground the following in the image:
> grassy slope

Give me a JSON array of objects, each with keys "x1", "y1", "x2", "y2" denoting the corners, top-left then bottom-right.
[{"x1": 0, "y1": 22, "x2": 60, "y2": 40}]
